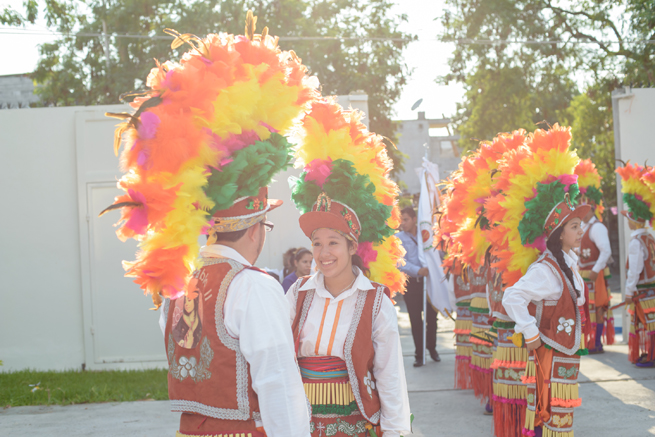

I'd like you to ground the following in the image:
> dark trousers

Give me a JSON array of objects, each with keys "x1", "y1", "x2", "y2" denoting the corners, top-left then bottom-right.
[{"x1": 402, "y1": 276, "x2": 438, "y2": 358}]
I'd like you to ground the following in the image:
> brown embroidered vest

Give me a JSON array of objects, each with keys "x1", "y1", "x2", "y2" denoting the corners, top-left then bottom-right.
[
  {"x1": 626, "y1": 233, "x2": 655, "y2": 286},
  {"x1": 290, "y1": 278, "x2": 391, "y2": 425},
  {"x1": 579, "y1": 222, "x2": 601, "y2": 271},
  {"x1": 164, "y1": 257, "x2": 260, "y2": 431},
  {"x1": 527, "y1": 253, "x2": 581, "y2": 356}
]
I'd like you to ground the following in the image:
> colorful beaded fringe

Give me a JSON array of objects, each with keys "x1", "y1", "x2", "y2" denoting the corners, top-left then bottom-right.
[{"x1": 455, "y1": 301, "x2": 473, "y2": 390}]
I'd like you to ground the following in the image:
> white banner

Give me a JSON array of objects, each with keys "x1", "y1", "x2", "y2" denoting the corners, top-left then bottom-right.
[{"x1": 416, "y1": 158, "x2": 455, "y2": 315}]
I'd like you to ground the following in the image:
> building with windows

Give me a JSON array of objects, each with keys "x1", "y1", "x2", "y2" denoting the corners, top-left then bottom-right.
[{"x1": 394, "y1": 111, "x2": 460, "y2": 194}]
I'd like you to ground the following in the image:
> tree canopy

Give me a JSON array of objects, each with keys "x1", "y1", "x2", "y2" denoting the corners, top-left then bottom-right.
[
  {"x1": 439, "y1": 0, "x2": 655, "y2": 205},
  {"x1": 2, "y1": 0, "x2": 415, "y2": 174}
]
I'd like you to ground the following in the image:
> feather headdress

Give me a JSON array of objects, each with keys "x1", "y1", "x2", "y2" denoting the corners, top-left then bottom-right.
[
  {"x1": 103, "y1": 11, "x2": 317, "y2": 307},
  {"x1": 450, "y1": 130, "x2": 527, "y2": 270},
  {"x1": 575, "y1": 159, "x2": 604, "y2": 220},
  {"x1": 434, "y1": 130, "x2": 526, "y2": 274},
  {"x1": 486, "y1": 124, "x2": 581, "y2": 288},
  {"x1": 616, "y1": 163, "x2": 655, "y2": 225},
  {"x1": 433, "y1": 178, "x2": 462, "y2": 274},
  {"x1": 291, "y1": 99, "x2": 406, "y2": 296}
]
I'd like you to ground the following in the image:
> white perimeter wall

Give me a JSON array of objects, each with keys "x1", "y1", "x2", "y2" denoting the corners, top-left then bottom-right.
[
  {"x1": 613, "y1": 87, "x2": 655, "y2": 335},
  {"x1": 1, "y1": 106, "x2": 88, "y2": 371},
  {"x1": 0, "y1": 94, "x2": 367, "y2": 372}
]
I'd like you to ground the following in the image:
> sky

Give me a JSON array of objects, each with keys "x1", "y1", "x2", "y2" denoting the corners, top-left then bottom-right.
[{"x1": 0, "y1": 0, "x2": 464, "y2": 122}]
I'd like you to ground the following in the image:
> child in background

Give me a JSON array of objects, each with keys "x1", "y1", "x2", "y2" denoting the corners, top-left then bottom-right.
[{"x1": 282, "y1": 248, "x2": 313, "y2": 293}]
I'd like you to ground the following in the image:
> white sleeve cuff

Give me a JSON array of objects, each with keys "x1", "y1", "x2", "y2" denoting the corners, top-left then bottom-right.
[{"x1": 522, "y1": 325, "x2": 541, "y2": 343}]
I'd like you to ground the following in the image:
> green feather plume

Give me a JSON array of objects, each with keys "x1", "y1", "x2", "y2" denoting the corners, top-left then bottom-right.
[
  {"x1": 519, "y1": 180, "x2": 580, "y2": 245},
  {"x1": 204, "y1": 132, "x2": 294, "y2": 215},
  {"x1": 624, "y1": 193, "x2": 653, "y2": 222},
  {"x1": 291, "y1": 159, "x2": 394, "y2": 244}
]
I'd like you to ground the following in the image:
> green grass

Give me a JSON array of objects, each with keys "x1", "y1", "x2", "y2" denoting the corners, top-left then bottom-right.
[{"x1": 0, "y1": 369, "x2": 169, "y2": 407}]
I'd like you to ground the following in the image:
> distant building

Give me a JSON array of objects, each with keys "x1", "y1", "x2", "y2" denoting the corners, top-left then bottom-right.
[
  {"x1": 394, "y1": 111, "x2": 460, "y2": 194},
  {"x1": 0, "y1": 74, "x2": 40, "y2": 109}
]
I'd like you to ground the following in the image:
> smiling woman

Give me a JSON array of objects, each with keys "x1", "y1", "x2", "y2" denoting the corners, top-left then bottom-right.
[{"x1": 286, "y1": 98, "x2": 411, "y2": 437}]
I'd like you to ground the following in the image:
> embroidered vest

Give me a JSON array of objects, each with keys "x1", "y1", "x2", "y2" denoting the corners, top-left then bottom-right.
[
  {"x1": 579, "y1": 222, "x2": 601, "y2": 271},
  {"x1": 453, "y1": 273, "x2": 471, "y2": 303},
  {"x1": 165, "y1": 257, "x2": 260, "y2": 430},
  {"x1": 291, "y1": 278, "x2": 391, "y2": 425},
  {"x1": 527, "y1": 254, "x2": 581, "y2": 356},
  {"x1": 626, "y1": 233, "x2": 655, "y2": 286},
  {"x1": 469, "y1": 265, "x2": 488, "y2": 300},
  {"x1": 454, "y1": 265, "x2": 486, "y2": 302}
]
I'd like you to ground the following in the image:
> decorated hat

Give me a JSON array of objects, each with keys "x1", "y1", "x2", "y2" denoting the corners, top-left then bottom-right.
[
  {"x1": 542, "y1": 195, "x2": 591, "y2": 236},
  {"x1": 299, "y1": 193, "x2": 361, "y2": 241},
  {"x1": 575, "y1": 159, "x2": 604, "y2": 220},
  {"x1": 101, "y1": 11, "x2": 317, "y2": 306},
  {"x1": 291, "y1": 99, "x2": 406, "y2": 296},
  {"x1": 207, "y1": 186, "x2": 281, "y2": 242},
  {"x1": 486, "y1": 124, "x2": 582, "y2": 288},
  {"x1": 616, "y1": 163, "x2": 655, "y2": 224}
]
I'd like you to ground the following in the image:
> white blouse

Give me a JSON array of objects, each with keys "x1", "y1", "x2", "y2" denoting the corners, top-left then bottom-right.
[
  {"x1": 503, "y1": 250, "x2": 586, "y2": 343},
  {"x1": 626, "y1": 228, "x2": 650, "y2": 296},
  {"x1": 286, "y1": 268, "x2": 411, "y2": 437}
]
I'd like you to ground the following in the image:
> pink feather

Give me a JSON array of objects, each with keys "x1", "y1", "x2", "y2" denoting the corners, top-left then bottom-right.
[
  {"x1": 304, "y1": 158, "x2": 333, "y2": 188},
  {"x1": 356, "y1": 241, "x2": 378, "y2": 269}
]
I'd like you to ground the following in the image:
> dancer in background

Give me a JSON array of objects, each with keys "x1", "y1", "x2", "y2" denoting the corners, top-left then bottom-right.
[
  {"x1": 435, "y1": 183, "x2": 474, "y2": 390},
  {"x1": 617, "y1": 163, "x2": 655, "y2": 367},
  {"x1": 288, "y1": 99, "x2": 411, "y2": 437},
  {"x1": 575, "y1": 159, "x2": 614, "y2": 353}
]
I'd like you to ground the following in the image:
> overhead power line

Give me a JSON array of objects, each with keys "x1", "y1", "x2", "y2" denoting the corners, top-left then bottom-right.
[{"x1": 1, "y1": 27, "x2": 654, "y2": 45}]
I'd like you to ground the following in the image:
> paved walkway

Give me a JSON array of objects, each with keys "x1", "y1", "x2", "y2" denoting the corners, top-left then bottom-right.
[{"x1": 2, "y1": 294, "x2": 655, "y2": 436}]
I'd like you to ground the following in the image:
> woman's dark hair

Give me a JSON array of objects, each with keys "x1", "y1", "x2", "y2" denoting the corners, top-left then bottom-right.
[
  {"x1": 348, "y1": 240, "x2": 370, "y2": 277},
  {"x1": 546, "y1": 226, "x2": 581, "y2": 298}
]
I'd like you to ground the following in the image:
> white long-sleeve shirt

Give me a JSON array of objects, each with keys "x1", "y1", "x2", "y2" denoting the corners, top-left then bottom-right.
[
  {"x1": 161, "y1": 244, "x2": 310, "y2": 437},
  {"x1": 503, "y1": 250, "x2": 585, "y2": 343},
  {"x1": 286, "y1": 268, "x2": 411, "y2": 437},
  {"x1": 581, "y1": 217, "x2": 612, "y2": 273},
  {"x1": 625, "y1": 228, "x2": 650, "y2": 297}
]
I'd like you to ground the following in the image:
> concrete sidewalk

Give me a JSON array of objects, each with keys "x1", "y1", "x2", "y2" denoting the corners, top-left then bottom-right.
[{"x1": 2, "y1": 299, "x2": 654, "y2": 436}]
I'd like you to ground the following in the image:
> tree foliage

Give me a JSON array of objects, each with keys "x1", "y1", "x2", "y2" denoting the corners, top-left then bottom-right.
[
  {"x1": 2, "y1": 0, "x2": 414, "y2": 174},
  {"x1": 439, "y1": 0, "x2": 655, "y2": 207}
]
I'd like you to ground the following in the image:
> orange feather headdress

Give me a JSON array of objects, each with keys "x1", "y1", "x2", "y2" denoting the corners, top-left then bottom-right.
[
  {"x1": 486, "y1": 124, "x2": 581, "y2": 288},
  {"x1": 575, "y1": 159, "x2": 604, "y2": 221},
  {"x1": 290, "y1": 99, "x2": 406, "y2": 296},
  {"x1": 102, "y1": 12, "x2": 318, "y2": 307}
]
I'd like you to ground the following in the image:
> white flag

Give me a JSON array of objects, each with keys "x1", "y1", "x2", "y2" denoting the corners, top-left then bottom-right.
[{"x1": 416, "y1": 158, "x2": 455, "y2": 315}]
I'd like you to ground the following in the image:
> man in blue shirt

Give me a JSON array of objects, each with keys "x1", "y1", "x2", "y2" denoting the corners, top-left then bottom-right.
[{"x1": 397, "y1": 207, "x2": 440, "y2": 367}]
